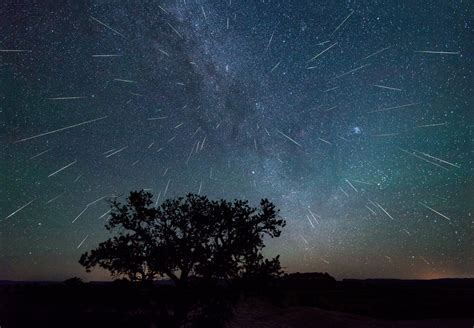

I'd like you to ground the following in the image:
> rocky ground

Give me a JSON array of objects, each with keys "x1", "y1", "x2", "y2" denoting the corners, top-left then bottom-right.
[{"x1": 227, "y1": 299, "x2": 474, "y2": 328}]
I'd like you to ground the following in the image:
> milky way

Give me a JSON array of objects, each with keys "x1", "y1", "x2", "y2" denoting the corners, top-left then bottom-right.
[{"x1": 1, "y1": 1, "x2": 472, "y2": 280}]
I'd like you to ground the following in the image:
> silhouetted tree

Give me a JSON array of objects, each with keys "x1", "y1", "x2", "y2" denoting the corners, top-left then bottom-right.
[{"x1": 79, "y1": 191, "x2": 286, "y2": 286}]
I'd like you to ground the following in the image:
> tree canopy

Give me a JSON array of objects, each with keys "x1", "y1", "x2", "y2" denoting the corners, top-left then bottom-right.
[{"x1": 79, "y1": 191, "x2": 286, "y2": 286}]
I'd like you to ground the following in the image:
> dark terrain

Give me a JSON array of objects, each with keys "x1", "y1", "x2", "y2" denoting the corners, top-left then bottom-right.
[{"x1": 1, "y1": 274, "x2": 473, "y2": 328}]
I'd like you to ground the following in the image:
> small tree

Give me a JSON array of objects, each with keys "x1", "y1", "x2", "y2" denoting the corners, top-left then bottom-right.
[{"x1": 79, "y1": 191, "x2": 286, "y2": 286}]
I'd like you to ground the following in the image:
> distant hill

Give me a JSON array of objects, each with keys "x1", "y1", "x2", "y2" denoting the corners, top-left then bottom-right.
[
  {"x1": 342, "y1": 278, "x2": 474, "y2": 288},
  {"x1": 284, "y1": 272, "x2": 336, "y2": 281}
]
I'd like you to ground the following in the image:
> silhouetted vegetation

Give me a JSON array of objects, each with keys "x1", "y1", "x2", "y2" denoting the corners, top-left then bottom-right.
[
  {"x1": 80, "y1": 191, "x2": 286, "y2": 287},
  {"x1": 77, "y1": 191, "x2": 285, "y2": 326}
]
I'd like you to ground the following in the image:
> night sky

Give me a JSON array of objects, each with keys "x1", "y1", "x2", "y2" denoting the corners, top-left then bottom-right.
[{"x1": 1, "y1": 1, "x2": 472, "y2": 281}]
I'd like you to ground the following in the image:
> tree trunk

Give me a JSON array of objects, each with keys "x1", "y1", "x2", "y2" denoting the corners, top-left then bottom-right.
[
  {"x1": 165, "y1": 270, "x2": 181, "y2": 286},
  {"x1": 178, "y1": 270, "x2": 189, "y2": 288}
]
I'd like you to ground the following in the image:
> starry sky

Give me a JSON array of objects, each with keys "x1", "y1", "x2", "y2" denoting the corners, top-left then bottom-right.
[{"x1": 1, "y1": 0, "x2": 473, "y2": 281}]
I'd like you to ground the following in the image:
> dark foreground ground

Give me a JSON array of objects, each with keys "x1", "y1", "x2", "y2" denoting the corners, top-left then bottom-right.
[{"x1": 0, "y1": 277, "x2": 473, "y2": 328}]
